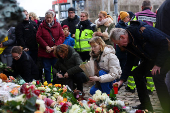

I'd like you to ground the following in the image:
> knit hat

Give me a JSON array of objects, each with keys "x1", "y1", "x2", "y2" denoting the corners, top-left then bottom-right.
[
  {"x1": 120, "y1": 11, "x2": 129, "y2": 20},
  {"x1": 62, "y1": 25, "x2": 69, "y2": 30},
  {"x1": 127, "y1": 11, "x2": 135, "y2": 19},
  {"x1": 68, "y1": 7, "x2": 75, "y2": 12}
]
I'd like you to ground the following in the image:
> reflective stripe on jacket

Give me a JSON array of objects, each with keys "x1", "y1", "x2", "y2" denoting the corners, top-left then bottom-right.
[{"x1": 74, "y1": 29, "x2": 93, "y2": 52}]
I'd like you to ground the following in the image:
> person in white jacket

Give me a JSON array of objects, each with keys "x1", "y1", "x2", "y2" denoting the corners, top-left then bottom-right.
[{"x1": 89, "y1": 36, "x2": 122, "y2": 94}]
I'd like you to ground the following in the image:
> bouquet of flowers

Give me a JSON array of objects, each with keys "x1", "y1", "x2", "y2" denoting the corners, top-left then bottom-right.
[{"x1": 79, "y1": 60, "x2": 95, "y2": 77}]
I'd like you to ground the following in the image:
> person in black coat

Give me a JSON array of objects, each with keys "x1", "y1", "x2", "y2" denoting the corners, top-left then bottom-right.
[
  {"x1": 156, "y1": 0, "x2": 170, "y2": 96},
  {"x1": 15, "y1": 10, "x2": 38, "y2": 64},
  {"x1": 111, "y1": 21, "x2": 170, "y2": 112},
  {"x1": 11, "y1": 46, "x2": 39, "y2": 82},
  {"x1": 61, "y1": 7, "x2": 80, "y2": 38}
]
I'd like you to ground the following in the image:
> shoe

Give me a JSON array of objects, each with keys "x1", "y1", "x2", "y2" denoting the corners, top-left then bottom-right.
[
  {"x1": 147, "y1": 90, "x2": 153, "y2": 95},
  {"x1": 125, "y1": 85, "x2": 130, "y2": 90},
  {"x1": 132, "y1": 104, "x2": 153, "y2": 112},
  {"x1": 125, "y1": 86, "x2": 135, "y2": 93}
]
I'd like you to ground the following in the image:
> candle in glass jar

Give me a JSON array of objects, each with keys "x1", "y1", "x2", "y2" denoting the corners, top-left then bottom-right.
[{"x1": 113, "y1": 84, "x2": 118, "y2": 94}]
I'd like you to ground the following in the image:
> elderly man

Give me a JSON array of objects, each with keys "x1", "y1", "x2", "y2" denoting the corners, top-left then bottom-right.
[{"x1": 110, "y1": 21, "x2": 170, "y2": 113}]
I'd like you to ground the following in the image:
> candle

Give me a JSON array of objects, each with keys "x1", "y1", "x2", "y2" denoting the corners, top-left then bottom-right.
[{"x1": 113, "y1": 84, "x2": 118, "y2": 94}]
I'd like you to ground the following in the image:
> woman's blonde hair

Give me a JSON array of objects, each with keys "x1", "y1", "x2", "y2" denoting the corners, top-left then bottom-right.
[
  {"x1": 89, "y1": 36, "x2": 106, "y2": 52},
  {"x1": 99, "y1": 11, "x2": 113, "y2": 20},
  {"x1": 29, "y1": 12, "x2": 39, "y2": 20},
  {"x1": 81, "y1": 11, "x2": 89, "y2": 18}
]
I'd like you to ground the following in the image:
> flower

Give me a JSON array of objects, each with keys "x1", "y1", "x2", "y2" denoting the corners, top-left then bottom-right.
[
  {"x1": 69, "y1": 104, "x2": 81, "y2": 113},
  {"x1": 38, "y1": 87, "x2": 45, "y2": 91},
  {"x1": 36, "y1": 99, "x2": 46, "y2": 112},
  {"x1": 54, "y1": 84, "x2": 61, "y2": 88},
  {"x1": 61, "y1": 103, "x2": 69, "y2": 112},
  {"x1": 43, "y1": 81, "x2": 48, "y2": 86},
  {"x1": 113, "y1": 106, "x2": 120, "y2": 113},
  {"x1": 57, "y1": 95, "x2": 63, "y2": 104},
  {"x1": 0, "y1": 73, "x2": 8, "y2": 81},
  {"x1": 95, "y1": 90, "x2": 102, "y2": 96},
  {"x1": 8, "y1": 94, "x2": 25, "y2": 102},
  {"x1": 53, "y1": 88, "x2": 57, "y2": 91},
  {"x1": 109, "y1": 109, "x2": 114, "y2": 113},
  {"x1": 32, "y1": 80, "x2": 36, "y2": 85},
  {"x1": 135, "y1": 110, "x2": 145, "y2": 113},
  {"x1": 45, "y1": 88, "x2": 51, "y2": 92},
  {"x1": 96, "y1": 107, "x2": 102, "y2": 112},
  {"x1": 36, "y1": 81, "x2": 40, "y2": 85}
]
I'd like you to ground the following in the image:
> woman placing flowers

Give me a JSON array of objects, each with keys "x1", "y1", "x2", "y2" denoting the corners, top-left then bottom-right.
[{"x1": 89, "y1": 36, "x2": 122, "y2": 95}]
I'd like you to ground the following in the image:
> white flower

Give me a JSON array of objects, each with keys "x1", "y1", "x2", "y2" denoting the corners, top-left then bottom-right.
[
  {"x1": 53, "y1": 88, "x2": 57, "y2": 91},
  {"x1": 38, "y1": 87, "x2": 45, "y2": 90},
  {"x1": 0, "y1": 79, "x2": 2, "y2": 83},
  {"x1": 51, "y1": 96, "x2": 56, "y2": 101},
  {"x1": 8, "y1": 94, "x2": 25, "y2": 102},
  {"x1": 45, "y1": 88, "x2": 51, "y2": 92},
  {"x1": 32, "y1": 80, "x2": 36, "y2": 85},
  {"x1": 36, "y1": 99, "x2": 46, "y2": 112},
  {"x1": 69, "y1": 104, "x2": 81, "y2": 113},
  {"x1": 101, "y1": 93, "x2": 108, "y2": 101},
  {"x1": 47, "y1": 93, "x2": 51, "y2": 97},
  {"x1": 53, "y1": 92, "x2": 59, "y2": 98},
  {"x1": 95, "y1": 90, "x2": 102, "y2": 96},
  {"x1": 83, "y1": 103, "x2": 90, "y2": 112},
  {"x1": 16, "y1": 105, "x2": 20, "y2": 110}
]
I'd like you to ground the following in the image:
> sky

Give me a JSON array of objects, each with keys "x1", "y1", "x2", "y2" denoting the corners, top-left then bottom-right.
[{"x1": 17, "y1": 0, "x2": 53, "y2": 17}]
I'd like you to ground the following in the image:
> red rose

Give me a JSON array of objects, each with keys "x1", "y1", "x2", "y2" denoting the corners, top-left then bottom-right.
[
  {"x1": 135, "y1": 110, "x2": 144, "y2": 113},
  {"x1": 36, "y1": 81, "x2": 40, "y2": 85},
  {"x1": 33, "y1": 90, "x2": 40, "y2": 96},
  {"x1": 113, "y1": 106, "x2": 120, "y2": 113},
  {"x1": 44, "y1": 107, "x2": 54, "y2": 113},
  {"x1": 61, "y1": 103, "x2": 69, "y2": 112}
]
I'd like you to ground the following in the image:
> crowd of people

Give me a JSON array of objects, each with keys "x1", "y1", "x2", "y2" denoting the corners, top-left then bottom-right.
[{"x1": 0, "y1": 0, "x2": 170, "y2": 112}]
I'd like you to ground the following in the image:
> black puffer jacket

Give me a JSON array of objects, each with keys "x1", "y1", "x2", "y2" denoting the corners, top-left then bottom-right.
[
  {"x1": 15, "y1": 20, "x2": 38, "y2": 50},
  {"x1": 52, "y1": 46, "x2": 83, "y2": 77},
  {"x1": 61, "y1": 15, "x2": 80, "y2": 36},
  {"x1": 11, "y1": 51, "x2": 39, "y2": 82}
]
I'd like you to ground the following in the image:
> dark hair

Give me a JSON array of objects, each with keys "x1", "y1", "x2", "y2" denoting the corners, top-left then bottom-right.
[
  {"x1": 68, "y1": 7, "x2": 75, "y2": 12},
  {"x1": 11, "y1": 46, "x2": 23, "y2": 54},
  {"x1": 54, "y1": 44, "x2": 69, "y2": 58},
  {"x1": 142, "y1": 0, "x2": 151, "y2": 7}
]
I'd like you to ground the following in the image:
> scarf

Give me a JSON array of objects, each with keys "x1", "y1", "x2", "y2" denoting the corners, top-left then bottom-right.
[
  {"x1": 91, "y1": 51, "x2": 103, "y2": 89},
  {"x1": 97, "y1": 18, "x2": 108, "y2": 26},
  {"x1": 46, "y1": 21, "x2": 54, "y2": 28}
]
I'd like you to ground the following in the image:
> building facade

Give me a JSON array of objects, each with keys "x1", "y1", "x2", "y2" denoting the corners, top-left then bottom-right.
[{"x1": 52, "y1": 0, "x2": 164, "y2": 23}]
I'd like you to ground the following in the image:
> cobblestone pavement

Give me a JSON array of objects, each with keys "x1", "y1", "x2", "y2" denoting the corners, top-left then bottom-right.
[{"x1": 83, "y1": 81, "x2": 163, "y2": 113}]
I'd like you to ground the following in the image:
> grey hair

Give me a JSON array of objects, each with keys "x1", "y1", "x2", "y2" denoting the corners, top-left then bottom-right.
[
  {"x1": 109, "y1": 28, "x2": 127, "y2": 41},
  {"x1": 45, "y1": 10, "x2": 55, "y2": 18}
]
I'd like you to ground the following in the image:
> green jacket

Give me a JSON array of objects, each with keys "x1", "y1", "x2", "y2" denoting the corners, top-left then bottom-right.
[
  {"x1": 52, "y1": 46, "x2": 83, "y2": 77},
  {"x1": 97, "y1": 23, "x2": 114, "y2": 45}
]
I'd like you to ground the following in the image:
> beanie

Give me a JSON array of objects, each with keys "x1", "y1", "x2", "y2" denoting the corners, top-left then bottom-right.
[
  {"x1": 62, "y1": 25, "x2": 69, "y2": 30},
  {"x1": 68, "y1": 7, "x2": 75, "y2": 12},
  {"x1": 127, "y1": 11, "x2": 135, "y2": 19},
  {"x1": 120, "y1": 11, "x2": 129, "y2": 20}
]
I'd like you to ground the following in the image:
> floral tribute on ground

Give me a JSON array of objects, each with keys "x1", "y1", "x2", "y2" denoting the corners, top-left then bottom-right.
[{"x1": 0, "y1": 74, "x2": 151, "y2": 113}]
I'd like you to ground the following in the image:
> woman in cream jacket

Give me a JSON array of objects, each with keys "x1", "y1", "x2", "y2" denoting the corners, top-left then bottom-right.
[{"x1": 89, "y1": 36, "x2": 122, "y2": 94}]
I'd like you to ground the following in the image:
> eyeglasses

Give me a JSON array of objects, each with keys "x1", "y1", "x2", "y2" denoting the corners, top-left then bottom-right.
[{"x1": 13, "y1": 54, "x2": 21, "y2": 59}]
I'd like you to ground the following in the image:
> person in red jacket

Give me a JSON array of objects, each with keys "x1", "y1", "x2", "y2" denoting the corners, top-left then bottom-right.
[{"x1": 36, "y1": 10, "x2": 65, "y2": 83}]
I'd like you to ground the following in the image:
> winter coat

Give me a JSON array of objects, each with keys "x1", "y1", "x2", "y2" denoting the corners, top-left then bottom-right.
[
  {"x1": 156, "y1": 0, "x2": 170, "y2": 36},
  {"x1": 91, "y1": 45, "x2": 122, "y2": 83},
  {"x1": 61, "y1": 15, "x2": 80, "y2": 37},
  {"x1": 93, "y1": 18, "x2": 115, "y2": 45},
  {"x1": 15, "y1": 20, "x2": 38, "y2": 50},
  {"x1": 63, "y1": 34, "x2": 75, "y2": 47},
  {"x1": 11, "y1": 51, "x2": 39, "y2": 82},
  {"x1": 52, "y1": 46, "x2": 83, "y2": 77},
  {"x1": 36, "y1": 20, "x2": 65, "y2": 58},
  {"x1": 2, "y1": 27, "x2": 16, "y2": 54},
  {"x1": 135, "y1": 8, "x2": 156, "y2": 26},
  {"x1": 120, "y1": 21, "x2": 170, "y2": 81},
  {"x1": 115, "y1": 20, "x2": 127, "y2": 59}
]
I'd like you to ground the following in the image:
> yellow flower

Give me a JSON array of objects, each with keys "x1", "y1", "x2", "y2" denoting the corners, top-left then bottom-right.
[
  {"x1": 96, "y1": 107, "x2": 102, "y2": 113},
  {"x1": 59, "y1": 88, "x2": 62, "y2": 91},
  {"x1": 43, "y1": 81, "x2": 48, "y2": 86},
  {"x1": 48, "y1": 83, "x2": 52, "y2": 87},
  {"x1": 54, "y1": 84, "x2": 61, "y2": 88}
]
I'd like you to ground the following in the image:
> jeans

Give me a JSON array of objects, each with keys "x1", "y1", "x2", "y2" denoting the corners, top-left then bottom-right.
[
  {"x1": 42, "y1": 57, "x2": 57, "y2": 83},
  {"x1": 90, "y1": 70, "x2": 114, "y2": 95}
]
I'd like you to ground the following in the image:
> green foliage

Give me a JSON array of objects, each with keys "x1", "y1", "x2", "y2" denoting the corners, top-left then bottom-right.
[
  {"x1": 109, "y1": 89, "x2": 117, "y2": 101},
  {"x1": 0, "y1": 62, "x2": 13, "y2": 72}
]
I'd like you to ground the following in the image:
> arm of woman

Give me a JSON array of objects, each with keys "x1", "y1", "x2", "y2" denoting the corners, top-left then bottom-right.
[
  {"x1": 99, "y1": 53, "x2": 122, "y2": 83},
  {"x1": 67, "y1": 53, "x2": 83, "y2": 77},
  {"x1": 54, "y1": 23, "x2": 65, "y2": 45}
]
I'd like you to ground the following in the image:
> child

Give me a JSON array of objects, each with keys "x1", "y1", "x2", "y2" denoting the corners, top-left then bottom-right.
[{"x1": 62, "y1": 25, "x2": 75, "y2": 47}]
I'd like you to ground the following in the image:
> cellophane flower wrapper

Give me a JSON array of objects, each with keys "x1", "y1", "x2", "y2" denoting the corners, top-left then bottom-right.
[{"x1": 79, "y1": 59, "x2": 95, "y2": 78}]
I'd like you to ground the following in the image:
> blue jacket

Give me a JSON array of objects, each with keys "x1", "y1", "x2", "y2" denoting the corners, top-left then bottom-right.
[
  {"x1": 120, "y1": 21, "x2": 170, "y2": 81},
  {"x1": 63, "y1": 34, "x2": 75, "y2": 47},
  {"x1": 115, "y1": 20, "x2": 127, "y2": 29}
]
